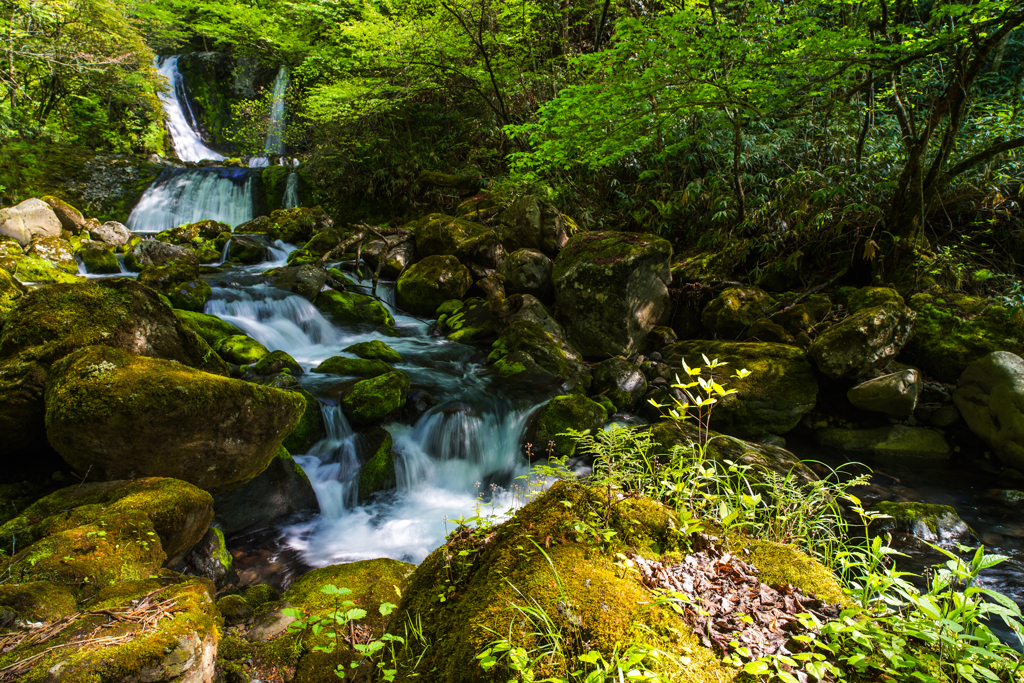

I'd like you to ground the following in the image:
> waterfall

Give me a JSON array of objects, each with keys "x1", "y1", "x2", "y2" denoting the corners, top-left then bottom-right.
[
  {"x1": 283, "y1": 172, "x2": 299, "y2": 209},
  {"x1": 264, "y1": 66, "x2": 289, "y2": 156},
  {"x1": 156, "y1": 56, "x2": 224, "y2": 162},
  {"x1": 126, "y1": 168, "x2": 255, "y2": 235}
]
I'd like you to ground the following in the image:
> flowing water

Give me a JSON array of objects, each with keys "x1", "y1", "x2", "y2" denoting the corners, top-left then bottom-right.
[
  {"x1": 126, "y1": 168, "x2": 255, "y2": 234},
  {"x1": 264, "y1": 67, "x2": 289, "y2": 156},
  {"x1": 155, "y1": 56, "x2": 224, "y2": 162},
  {"x1": 282, "y1": 172, "x2": 299, "y2": 209}
]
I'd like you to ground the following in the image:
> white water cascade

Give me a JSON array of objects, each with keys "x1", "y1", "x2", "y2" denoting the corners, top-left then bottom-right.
[
  {"x1": 282, "y1": 172, "x2": 299, "y2": 209},
  {"x1": 265, "y1": 66, "x2": 290, "y2": 156},
  {"x1": 156, "y1": 56, "x2": 224, "y2": 162},
  {"x1": 126, "y1": 168, "x2": 255, "y2": 234}
]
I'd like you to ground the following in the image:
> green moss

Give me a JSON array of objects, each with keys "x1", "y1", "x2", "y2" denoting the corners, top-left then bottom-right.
[
  {"x1": 0, "y1": 581, "x2": 77, "y2": 621},
  {"x1": 847, "y1": 287, "x2": 903, "y2": 313},
  {"x1": 532, "y1": 394, "x2": 608, "y2": 454},
  {"x1": 435, "y1": 299, "x2": 464, "y2": 316},
  {"x1": 282, "y1": 388, "x2": 326, "y2": 454},
  {"x1": 487, "y1": 320, "x2": 590, "y2": 392},
  {"x1": 340, "y1": 371, "x2": 410, "y2": 427},
  {"x1": 1, "y1": 253, "x2": 81, "y2": 284},
  {"x1": 726, "y1": 537, "x2": 847, "y2": 606},
  {"x1": 76, "y1": 243, "x2": 120, "y2": 275},
  {"x1": 243, "y1": 584, "x2": 280, "y2": 608},
  {"x1": 0, "y1": 268, "x2": 25, "y2": 322},
  {"x1": 210, "y1": 526, "x2": 232, "y2": 570},
  {"x1": 167, "y1": 279, "x2": 212, "y2": 312},
  {"x1": 312, "y1": 356, "x2": 391, "y2": 377},
  {"x1": 343, "y1": 340, "x2": 402, "y2": 363},
  {"x1": 395, "y1": 255, "x2": 472, "y2": 316},
  {"x1": 314, "y1": 289, "x2": 395, "y2": 329},
  {"x1": 217, "y1": 334, "x2": 271, "y2": 365},
  {"x1": 218, "y1": 594, "x2": 254, "y2": 625},
  {"x1": 253, "y1": 350, "x2": 303, "y2": 375},
  {"x1": 173, "y1": 309, "x2": 246, "y2": 350},
  {"x1": 358, "y1": 429, "x2": 396, "y2": 501},
  {"x1": 262, "y1": 165, "x2": 290, "y2": 211}
]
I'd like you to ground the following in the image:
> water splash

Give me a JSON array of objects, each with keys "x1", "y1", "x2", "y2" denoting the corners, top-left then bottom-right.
[
  {"x1": 126, "y1": 168, "x2": 255, "y2": 235},
  {"x1": 156, "y1": 56, "x2": 224, "y2": 162}
]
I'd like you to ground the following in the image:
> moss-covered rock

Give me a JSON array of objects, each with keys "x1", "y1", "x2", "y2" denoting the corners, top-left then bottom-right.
[
  {"x1": 952, "y1": 351, "x2": 1024, "y2": 472},
  {"x1": 314, "y1": 288, "x2": 395, "y2": 329},
  {"x1": 808, "y1": 301, "x2": 916, "y2": 379},
  {"x1": 529, "y1": 394, "x2": 608, "y2": 455},
  {"x1": 41, "y1": 195, "x2": 86, "y2": 233},
  {"x1": 227, "y1": 234, "x2": 273, "y2": 264},
  {"x1": 137, "y1": 260, "x2": 201, "y2": 294},
  {"x1": 76, "y1": 241, "x2": 120, "y2": 274},
  {"x1": 45, "y1": 345, "x2": 305, "y2": 493},
  {"x1": 815, "y1": 425, "x2": 950, "y2": 458},
  {"x1": 244, "y1": 584, "x2": 280, "y2": 608},
  {"x1": 493, "y1": 195, "x2": 571, "y2": 257},
  {"x1": 487, "y1": 320, "x2": 591, "y2": 393},
  {"x1": 412, "y1": 213, "x2": 504, "y2": 276},
  {"x1": 155, "y1": 219, "x2": 229, "y2": 246},
  {"x1": 217, "y1": 334, "x2": 271, "y2": 365},
  {"x1": 901, "y1": 291, "x2": 1024, "y2": 383},
  {"x1": 499, "y1": 248, "x2": 553, "y2": 299},
  {"x1": 166, "y1": 278, "x2": 212, "y2": 311},
  {"x1": 340, "y1": 370, "x2": 410, "y2": 428},
  {"x1": 0, "y1": 267, "x2": 25, "y2": 322},
  {"x1": 590, "y1": 357, "x2": 647, "y2": 412},
  {"x1": 1, "y1": 251, "x2": 81, "y2": 284},
  {"x1": 239, "y1": 206, "x2": 333, "y2": 244},
  {"x1": 218, "y1": 593, "x2": 254, "y2": 625},
  {"x1": 358, "y1": 427, "x2": 397, "y2": 502},
  {"x1": 173, "y1": 308, "x2": 246, "y2": 350},
  {"x1": 344, "y1": 340, "x2": 402, "y2": 363},
  {"x1": 869, "y1": 501, "x2": 974, "y2": 544},
  {"x1": 553, "y1": 232, "x2": 672, "y2": 358},
  {"x1": 441, "y1": 297, "x2": 503, "y2": 343},
  {"x1": 25, "y1": 235, "x2": 77, "y2": 273},
  {"x1": 253, "y1": 349, "x2": 303, "y2": 376},
  {"x1": 396, "y1": 254, "x2": 473, "y2": 316},
  {"x1": 124, "y1": 238, "x2": 198, "y2": 272},
  {"x1": 701, "y1": 286, "x2": 775, "y2": 339},
  {"x1": 213, "y1": 446, "x2": 319, "y2": 535},
  {"x1": 848, "y1": 286, "x2": 904, "y2": 313},
  {"x1": 313, "y1": 356, "x2": 392, "y2": 377},
  {"x1": 266, "y1": 263, "x2": 329, "y2": 301},
  {"x1": 661, "y1": 340, "x2": 817, "y2": 437}
]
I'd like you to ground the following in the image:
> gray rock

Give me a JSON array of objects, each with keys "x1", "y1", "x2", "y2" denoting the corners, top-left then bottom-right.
[
  {"x1": 213, "y1": 447, "x2": 319, "y2": 535},
  {"x1": 245, "y1": 601, "x2": 296, "y2": 642},
  {"x1": 495, "y1": 195, "x2": 570, "y2": 257},
  {"x1": 506, "y1": 294, "x2": 567, "y2": 342},
  {"x1": 953, "y1": 351, "x2": 1024, "y2": 471},
  {"x1": 176, "y1": 526, "x2": 238, "y2": 589},
  {"x1": 869, "y1": 501, "x2": 975, "y2": 545},
  {"x1": 816, "y1": 425, "x2": 950, "y2": 458},
  {"x1": 808, "y1": 301, "x2": 916, "y2": 379},
  {"x1": 847, "y1": 369, "x2": 923, "y2": 417},
  {"x1": 125, "y1": 239, "x2": 198, "y2": 270},
  {"x1": 590, "y1": 357, "x2": 648, "y2": 412},
  {"x1": 89, "y1": 220, "x2": 132, "y2": 248},
  {"x1": 553, "y1": 232, "x2": 672, "y2": 358},
  {"x1": 702, "y1": 286, "x2": 774, "y2": 338},
  {"x1": 0, "y1": 199, "x2": 61, "y2": 246},
  {"x1": 500, "y1": 248, "x2": 553, "y2": 299},
  {"x1": 268, "y1": 264, "x2": 328, "y2": 300}
]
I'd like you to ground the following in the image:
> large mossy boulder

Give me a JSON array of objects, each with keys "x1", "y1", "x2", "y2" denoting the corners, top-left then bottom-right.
[
  {"x1": 25, "y1": 235, "x2": 77, "y2": 273},
  {"x1": 256, "y1": 373, "x2": 327, "y2": 455},
  {"x1": 217, "y1": 334, "x2": 271, "y2": 365},
  {"x1": 953, "y1": 351, "x2": 1024, "y2": 472},
  {"x1": 702, "y1": 286, "x2": 775, "y2": 338},
  {"x1": 313, "y1": 356, "x2": 392, "y2": 377},
  {"x1": 45, "y1": 345, "x2": 306, "y2": 493},
  {"x1": 174, "y1": 308, "x2": 246, "y2": 350},
  {"x1": 125, "y1": 239, "x2": 198, "y2": 271},
  {"x1": 340, "y1": 370, "x2": 410, "y2": 427},
  {"x1": 238, "y1": 206, "x2": 333, "y2": 244},
  {"x1": 267, "y1": 263, "x2": 328, "y2": 301},
  {"x1": 499, "y1": 248, "x2": 553, "y2": 299},
  {"x1": 902, "y1": 291, "x2": 1024, "y2": 383},
  {"x1": 344, "y1": 340, "x2": 402, "y2": 363},
  {"x1": 411, "y1": 213, "x2": 504, "y2": 276},
  {"x1": 441, "y1": 297, "x2": 503, "y2": 343},
  {"x1": 0, "y1": 198, "x2": 61, "y2": 246},
  {"x1": 493, "y1": 195, "x2": 571, "y2": 257},
  {"x1": 315, "y1": 288, "x2": 395, "y2": 329},
  {"x1": 590, "y1": 357, "x2": 647, "y2": 412},
  {"x1": 529, "y1": 394, "x2": 608, "y2": 455},
  {"x1": 76, "y1": 241, "x2": 120, "y2": 274},
  {"x1": 358, "y1": 427, "x2": 397, "y2": 502},
  {"x1": 660, "y1": 340, "x2": 817, "y2": 437},
  {"x1": 155, "y1": 218, "x2": 228, "y2": 245},
  {"x1": 553, "y1": 232, "x2": 672, "y2": 358},
  {"x1": 487, "y1": 320, "x2": 591, "y2": 393},
  {"x1": 41, "y1": 195, "x2": 86, "y2": 233},
  {"x1": 213, "y1": 446, "x2": 319, "y2": 535},
  {"x1": 166, "y1": 278, "x2": 213, "y2": 312},
  {"x1": 396, "y1": 254, "x2": 472, "y2": 316},
  {"x1": 808, "y1": 299, "x2": 916, "y2": 379}
]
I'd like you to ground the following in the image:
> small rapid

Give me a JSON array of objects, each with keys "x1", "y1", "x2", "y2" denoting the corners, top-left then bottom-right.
[{"x1": 126, "y1": 167, "x2": 256, "y2": 234}]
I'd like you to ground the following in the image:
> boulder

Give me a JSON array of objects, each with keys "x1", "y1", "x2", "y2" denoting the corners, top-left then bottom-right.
[
  {"x1": 253, "y1": 350, "x2": 303, "y2": 376},
  {"x1": 238, "y1": 206, "x2": 333, "y2": 244},
  {"x1": 255, "y1": 373, "x2": 327, "y2": 455},
  {"x1": 396, "y1": 255, "x2": 473, "y2": 316},
  {"x1": 869, "y1": 501, "x2": 975, "y2": 545},
  {"x1": 358, "y1": 427, "x2": 397, "y2": 502},
  {"x1": 213, "y1": 446, "x2": 319, "y2": 535},
  {"x1": 45, "y1": 345, "x2": 305, "y2": 493},
  {"x1": 41, "y1": 196, "x2": 86, "y2": 233},
  {"x1": 125, "y1": 239, "x2": 198, "y2": 271},
  {"x1": 494, "y1": 195, "x2": 570, "y2": 256},
  {"x1": 363, "y1": 237, "x2": 416, "y2": 278},
  {"x1": 702, "y1": 286, "x2": 775, "y2": 338},
  {"x1": 173, "y1": 309, "x2": 246, "y2": 350},
  {"x1": 315, "y1": 289, "x2": 395, "y2": 329},
  {"x1": 25, "y1": 236, "x2": 77, "y2": 273},
  {"x1": 590, "y1": 357, "x2": 647, "y2": 412},
  {"x1": 529, "y1": 394, "x2": 608, "y2": 455},
  {"x1": 847, "y1": 287, "x2": 903, "y2": 313},
  {"x1": 847, "y1": 369, "x2": 923, "y2": 417},
  {"x1": 76, "y1": 242, "x2": 120, "y2": 274},
  {"x1": 268, "y1": 264, "x2": 328, "y2": 300},
  {"x1": 217, "y1": 334, "x2": 271, "y2": 365},
  {"x1": 660, "y1": 340, "x2": 817, "y2": 437},
  {"x1": 553, "y1": 232, "x2": 672, "y2": 358},
  {"x1": 816, "y1": 425, "x2": 950, "y2": 458},
  {"x1": 953, "y1": 351, "x2": 1024, "y2": 471},
  {"x1": 344, "y1": 340, "x2": 402, "y2": 363},
  {"x1": 156, "y1": 219, "x2": 229, "y2": 244},
  {"x1": 506, "y1": 293, "x2": 568, "y2": 342},
  {"x1": 313, "y1": 356, "x2": 392, "y2": 377},
  {"x1": 0, "y1": 198, "x2": 62, "y2": 246},
  {"x1": 89, "y1": 220, "x2": 133, "y2": 248},
  {"x1": 807, "y1": 301, "x2": 915, "y2": 379},
  {"x1": 0, "y1": 269, "x2": 25, "y2": 322},
  {"x1": 441, "y1": 297, "x2": 503, "y2": 343},
  {"x1": 499, "y1": 248, "x2": 553, "y2": 299},
  {"x1": 414, "y1": 213, "x2": 504, "y2": 275},
  {"x1": 340, "y1": 370, "x2": 410, "y2": 427},
  {"x1": 166, "y1": 278, "x2": 212, "y2": 312},
  {"x1": 487, "y1": 320, "x2": 591, "y2": 393},
  {"x1": 138, "y1": 259, "x2": 201, "y2": 292},
  {"x1": 177, "y1": 526, "x2": 237, "y2": 589}
]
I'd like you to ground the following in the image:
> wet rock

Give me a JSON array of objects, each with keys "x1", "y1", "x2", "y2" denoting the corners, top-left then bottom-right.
[
  {"x1": 344, "y1": 340, "x2": 402, "y2": 363},
  {"x1": 166, "y1": 278, "x2": 212, "y2": 311},
  {"x1": 506, "y1": 293, "x2": 566, "y2": 341},
  {"x1": 0, "y1": 198, "x2": 62, "y2": 246},
  {"x1": 0, "y1": 269, "x2": 24, "y2": 321},
  {"x1": 213, "y1": 446, "x2": 319, "y2": 535},
  {"x1": 217, "y1": 334, "x2": 270, "y2": 365},
  {"x1": 816, "y1": 425, "x2": 950, "y2": 458},
  {"x1": 313, "y1": 356, "x2": 392, "y2": 377},
  {"x1": 178, "y1": 526, "x2": 238, "y2": 589},
  {"x1": 240, "y1": 206, "x2": 333, "y2": 244},
  {"x1": 645, "y1": 325, "x2": 677, "y2": 351},
  {"x1": 246, "y1": 601, "x2": 297, "y2": 643},
  {"x1": 808, "y1": 300, "x2": 915, "y2": 379},
  {"x1": 228, "y1": 234, "x2": 274, "y2": 264},
  {"x1": 362, "y1": 236, "x2": 417, "y2": 279},
  {"x1": 499, "y1": 248, "x2": 553, "y2": 299},
  {"x1": 413, "y1": 213, "x2": 504, "y2": 276},
  {"x1": 315, "y1": 288, "x2": 395, "y2": 329},
  {"x1": 156, "y1": 219, "x2": 228, "y2": 244},
  {"x1": 88, "y1": 219, "x2": 133, "y2": 248},
  {"x1": 441, "y1": 297, "x2": 502, "y2": 343},
  {"x1": 46, "y1": 345, "x2": 305, "y2": 493},
  {"x1": 702, "y1": 286, "x2": 775, "y2": 338},
  {"x1": 41, "y1": 196, "x2": 86, "y2": 233},
  {"x1": 528, "y1": 394, "x2": 608, "y2": 455},
  {"x1": 173, "y1": 309, "x2": 246, "y2": 350},
  {"x1": 847, "y1": 369, "x2": 923, "y2": 417},
  {"x1": 25, "y1": 236, "x2": 77, "y2": 273},
  {"x1": 396, "y1": 254, "x2": 473, "y2": 316},
  {"x1": 255, "y1": 374, "x2": 326, "y2": 455},
  {"x1": 125, "y1": 238, "x2": 198, "y2": 271},
  {"x1": 869, "y1": 501, "x2": 975, "y2": 545},
  {"x1": 553, "y1": 232, "x2": 672, "y2": 358},
  {"x1": 494, "y1": 195, "x2": 570, "y2": 257},
  {"x1": 661, "y1": 340, "x2": 817, "y2": 437},
  {"x1": 254, "y1": 349, "x2": 303, "y2": 376},
  {"x1": 76, "y1": 241, "x2": 120, "y2": 274},
  {"x1": 218, "y1": 594, "x2": 254, "y2": 625},
  {"x1": 358, "y1": 427, "x2": 397, "y2": 502},
  {"x1": 267, "y1": 263, "x2": 328, "y2": 300},
  {"x1": 487, "y1": 320, "x2": 591, "y2": 393},
  {"x1": 340, "y1": 370, "x2": 410, "y2": 427},
  {"x1": 953, "y1": 351, "x2": 1024, "y2": 472},
  {"x1": 590, "y1": 357, "x2": 648, "y2": 412}
]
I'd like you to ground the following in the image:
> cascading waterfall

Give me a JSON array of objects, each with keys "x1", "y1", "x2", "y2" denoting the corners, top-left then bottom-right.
[
  {"x1": 126, "y1": 167, "x2": 255, "y2": 234},
  {"x1": 282, "y1": 172, "x2": 299, "y2": 209},
  {"x1": 264, "y1": 66, "x2": 290, "y2": 156},
  {"x1": 155, "y1": 56, "x2": 224, "y2": 162}
]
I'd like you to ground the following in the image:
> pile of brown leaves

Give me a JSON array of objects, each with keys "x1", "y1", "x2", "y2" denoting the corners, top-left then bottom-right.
[{"x1": 632, "y1": 535, "x2": 839, "y2": 661}]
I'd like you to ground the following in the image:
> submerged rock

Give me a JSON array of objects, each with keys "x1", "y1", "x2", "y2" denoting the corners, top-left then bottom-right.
[
  {"x1": 396, "y1": 254, "x2": 472, "y2": 316},
  {"x1": 0, "y1": 198, "x2": 61, "y2": 246},
  {"x1": 213, "y1": 446, "x2": 319, "y2": 535},
  {"x1": 816, "y1": 425, "x2": 950, "y2": 458},
  {"x1": 45, "y1": 345, "x2": 305, "y2": 493},
  {"x1": 954, "y1": 351, "x2": 1024, "y2": 472},
  {"x1": 847, "y1": 369, "x2": 923, "y2": 417},
  {"x1": 553, "y1": 231, "x2": 672, "y2": 358}
]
